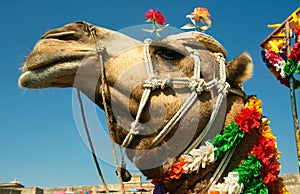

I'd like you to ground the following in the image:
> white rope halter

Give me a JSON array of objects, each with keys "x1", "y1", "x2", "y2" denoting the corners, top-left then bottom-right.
[
  {"x1": 84, "y1": 23, "x2": 247, "y2": 193},
  {"x1": 121, "y1": 38, "x2": 231, "y2": 151}
]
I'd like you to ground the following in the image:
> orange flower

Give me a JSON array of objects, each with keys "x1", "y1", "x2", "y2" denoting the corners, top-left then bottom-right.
[
  {"x1": 191, "y1": 7, "x2": 211, "y2": 20},
  {"x1": 165, "y1": 157, "x2": 187, "y2": 180},
  {"x1": 208, "y1": 191, "x2": 220, "y2": 194}
]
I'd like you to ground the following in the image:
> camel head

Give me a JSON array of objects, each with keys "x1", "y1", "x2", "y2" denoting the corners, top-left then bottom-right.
[
  {"x1": 19, "y1": 21, "x2": 255, "y2": 190},
  {"x1": 19, "y1": 21, "x2": 141, "y2": 101}
]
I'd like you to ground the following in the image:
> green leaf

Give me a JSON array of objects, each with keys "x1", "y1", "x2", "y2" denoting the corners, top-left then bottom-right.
[
  {"x1": 142, "y1": 29, "x2": 154, "y2": 33},
  {"x1": 155, "y1": 31, "x2": 161, "y2": 38},
  {"x1": 145, "y1": 19, "x2": 152, "y2": 23},
  {"x1": 181, "y1": 24, "x2": 196, "y2": 30}
]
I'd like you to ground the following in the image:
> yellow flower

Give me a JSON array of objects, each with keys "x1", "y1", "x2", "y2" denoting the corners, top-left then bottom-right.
[
  {"x1": 262, "y1": 130, "x2": 275, "y2": 139},
  {"x1": 247, "y1": 96, "x2": 263, "y2": 114},
  {"x1": 259, "y1": 117, "x2": 276, "y2": 139},
  {"x1": 275, "y1": 150, "x2": 282, "y2": 161},
  {"x1": 191, "y1": 7, "x2": 211, "y2": 20}
]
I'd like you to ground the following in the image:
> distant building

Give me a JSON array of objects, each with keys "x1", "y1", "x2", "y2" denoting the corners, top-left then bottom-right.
[
  {"x1": 0, "y1": 175, "x2": 154, "y2": 194},
  {"x1": 2, "y1": 174, "x2": 300, "y2": 193}
]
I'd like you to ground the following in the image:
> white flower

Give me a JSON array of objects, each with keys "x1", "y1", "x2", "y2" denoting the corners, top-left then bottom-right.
[
  {"x1": 224, "y1": 172, "x2": 244, "y2": 194},
  {"x1": 272, "y1": 60, "x2": 286, "y2": 78},
  {"x1": 209, "y1": 172, "x2": 244, "y2": 194},
  {"x1": 182, "y1": 141, "x2": 217, "y2": 173}
]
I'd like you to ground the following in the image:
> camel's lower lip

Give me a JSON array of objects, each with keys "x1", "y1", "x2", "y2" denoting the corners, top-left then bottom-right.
[
  {"x1": 19, "y1": 49, "x2": 99, "y2": 89},
  {"x1": 19, "y1": 55, "x2": 101, "y2": 89},
  {"x1": 18, "y1": 61, "x2": 80, "y2": 89}
]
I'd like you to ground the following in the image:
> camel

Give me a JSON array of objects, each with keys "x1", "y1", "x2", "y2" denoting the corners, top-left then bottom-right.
[{"x1": 18, "y1": 21, "x2": 287, "y2": 194}]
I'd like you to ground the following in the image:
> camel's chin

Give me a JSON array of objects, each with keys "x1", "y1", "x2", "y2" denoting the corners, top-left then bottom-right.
[{"x1": 18, "y1": 61, "x2": 79, "y2": 89}]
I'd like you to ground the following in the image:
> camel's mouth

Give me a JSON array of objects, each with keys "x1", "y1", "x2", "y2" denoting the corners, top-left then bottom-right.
[
  {"x1": 18, "y1": 37, "x2": 99, "y2": 89},
  {"x1": 18, "y1": 60, "x2": 81, "y2": 89},
  {"x1": 18, "y1": 52, "x2": 100, "y2": 89},
  {"x1": 19, "y1": 56, "x2": 101, "y2": 89}
]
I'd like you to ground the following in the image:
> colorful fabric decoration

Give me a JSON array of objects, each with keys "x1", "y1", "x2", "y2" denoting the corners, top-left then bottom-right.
[
  {"x1": 261, "y1": 23, "x2": 300, "y2": 89},
  {"x1": 208, "y1": 172, "x2": 244, "y2": 194},
  {"x1": 182, "y1": 141, "x2": 217, "y2": 173},
  {"x1": 285, "y1": 42, "x2": 300, "y2": 77},
  {"x1": 262, "y1": 50, "x2": 291, "y2": 87},
  {"x1": 152, "y1": 96, "x2": 288, "y2": 194}
]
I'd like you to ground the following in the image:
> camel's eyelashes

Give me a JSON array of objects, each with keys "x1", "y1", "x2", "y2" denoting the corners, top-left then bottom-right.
[{"x1": 154, "y1": 48, "x2": 185, "y2": 60}]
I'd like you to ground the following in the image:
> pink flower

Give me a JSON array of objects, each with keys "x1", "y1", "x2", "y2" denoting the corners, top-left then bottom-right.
[
  {"x1": 265, "y1": 50, "x2": 283, "y2": 65},
  {"x1": 145, "y1": 9, "x2": 166, "y2": 25}
]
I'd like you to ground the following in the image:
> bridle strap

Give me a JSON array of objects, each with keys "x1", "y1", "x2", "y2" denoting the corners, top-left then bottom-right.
[
  {"x1": 229, "y1": 87, "x2": 247, "y2": 100},
  {"x1": 88, "y1": 24, "x2": 126, "y2": 193},
  {"x1": 81, "y1": 23, "x2": 247, "y2": 193},
  {"x1": 76, "y1": 89, "x2": 110, "y2": 194}
]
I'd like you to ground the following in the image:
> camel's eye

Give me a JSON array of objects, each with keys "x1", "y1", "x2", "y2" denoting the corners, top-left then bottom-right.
[{"x1": 154, "y1": 48, "x2": 185, "y2": 60}]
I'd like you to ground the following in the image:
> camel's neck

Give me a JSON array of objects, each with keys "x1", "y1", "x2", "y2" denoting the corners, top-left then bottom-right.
[{"x1": 223, "y1": 94, "x2": 246, "y2": 126}]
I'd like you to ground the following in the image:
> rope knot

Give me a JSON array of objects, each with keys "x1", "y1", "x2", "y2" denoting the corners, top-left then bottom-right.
[
  {"x1": 96, "y1": 47, "x2": 105, "y2": 55},
  {"x1": 189, "y1": 77, "x2": 206, "y2": 95},
  {"x1": 143, "y1": 78, "x2": 161, "y2": 90},
  {"x1": 129, "y1": 121, "x2": 141, "y2": 135},
  {"x1": 214, "y1": 53, "x2": 226, "y2": 63},
  {"x1": 218, "y1": 82, "x2": 230, "y2": 95},
  {"x1": 161, "y1": 75, "x2": 172, "y2": 89},
  {"x1": 143, "y1": 76, "x2": 172, "y2": 90}
]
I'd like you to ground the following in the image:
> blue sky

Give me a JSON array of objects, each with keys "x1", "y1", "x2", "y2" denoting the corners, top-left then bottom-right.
[{"x1": 1, "y1": 0, "x2": 300, "y2": 188}]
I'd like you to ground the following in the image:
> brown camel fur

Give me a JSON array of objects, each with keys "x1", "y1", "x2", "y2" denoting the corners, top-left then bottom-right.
[{"x1": 19, "y1": 22, "x2": 259, "y2": 193}]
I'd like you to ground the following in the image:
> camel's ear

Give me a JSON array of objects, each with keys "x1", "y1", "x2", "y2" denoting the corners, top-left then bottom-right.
[{"x1": 226, "y1": 52, "x2": 253, "y2": 86}]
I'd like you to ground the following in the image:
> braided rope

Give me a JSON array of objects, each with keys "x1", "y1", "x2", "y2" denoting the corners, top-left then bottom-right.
[
  {"x1": 183, "y1": 52, "x2": 229, "y2": 154},
  {"x1": 89, "y1": 26, "x2": 125, "y2": 193},
  {"x1": 121, "y1": 39, "x2": 154, "y2": 148},
  {"x1": 121, "y1": 42, "x2": 231, "y2": 151}
]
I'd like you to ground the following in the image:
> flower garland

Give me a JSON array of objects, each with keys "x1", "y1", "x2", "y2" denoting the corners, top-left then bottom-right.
[
  {"x1": 152, "y1": 96, "x2": 288, "y2": 194},
  {"x1": 286, "y1": 41, "x2": 300, "y2": 77},
  {"x1": 262, "y1": 27, "x2": 300, "y2": 89}
]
